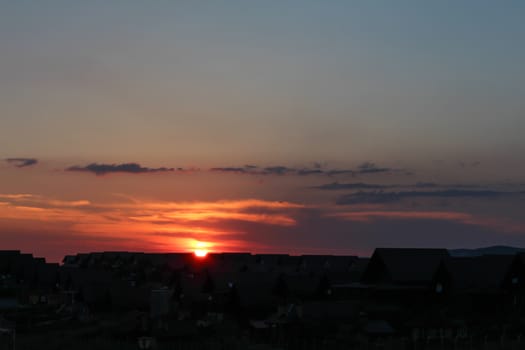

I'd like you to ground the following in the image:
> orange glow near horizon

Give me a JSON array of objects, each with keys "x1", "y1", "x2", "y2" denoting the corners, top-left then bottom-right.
[{"x1": 194, "y1": 241, "x2": 210, "y2": 257}]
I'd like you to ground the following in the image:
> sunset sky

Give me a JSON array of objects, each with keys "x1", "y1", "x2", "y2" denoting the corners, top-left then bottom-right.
[{"x1": 1, "y1": 1, "x2": 525, "y2": 262}]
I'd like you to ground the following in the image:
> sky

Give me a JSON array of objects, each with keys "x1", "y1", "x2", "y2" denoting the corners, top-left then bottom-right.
[{"x1": 1, "y1": 1, "x2": 525, "y2": 262}]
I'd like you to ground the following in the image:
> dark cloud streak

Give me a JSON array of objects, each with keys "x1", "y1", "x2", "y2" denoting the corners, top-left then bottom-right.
[
  {"x1": 336, "y1": 189, "x2": 518, "y2": 205},
  {"x1": 357, "y1": 162, "x2": 391, "y2": 174},
  {"x1": 210, "y1": 162, "x2": 402, "y2": 177},
  {"x1": 5, "y1": 158, "x2": 38, "y2": 167},
  {"x1": 66, "y1": 163, "x2": 175, "y2": 176},
  {"x1": 315, "y1": 182, "x2": 389, "y2": 190},
  {"x1": 315, "y1": 182, "x2": 487, "y2": 191}
]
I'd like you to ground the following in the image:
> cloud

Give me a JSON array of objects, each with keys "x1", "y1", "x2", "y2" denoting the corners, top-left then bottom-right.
[
  {"x1": 209, "y1": 162, "x2": 401, "y2": 177},
  {"x1": 336, "y1": 189, "x2": 516, "y2": 205},
  {"x1": 0, "y1": 194, "x2": 305, "y2": 257},
  {"x1": 2, "y1": 191, "x2": 525, "y2": 261},
  {"x1": 314, "y1": 182, "x2": 486, "y2": 191},
  {"x1": 209, "y1": 167, "x2": 251, "y2": 174},
  {"x1": 0, "y1": 194, "x2": 304, "y2": 229},
  {"x1": 297, "y1": 169, "x2": 324, "y2": 176},
  {"x1": 210, "y1": 165, "x2": 296, "y2": 175},
  {"x1": 356, "y1": 162, "x2": 391, "y2": 174},
  {"x1": 66, "y1": 162, "x2": 175, "y2": 176},
  {"x1": 327, "y1": 210, "x2": 525, "y2": 235},
  {"x1": 262, "y1": 166, "x2": 294, "y2": 175},
  {"x1": 0, "y1": 194, "x2": 35, "y2": 200},
  {"x1": 414, "y1": 182, "x2": 439, "y2": 188},
  {"x1": 314, "y1": 182, "x2": 389, "y2": 190},
  {"x1": 329, "y1": 210, "x2": 473, "y2": 223},
  {"x1": 325, "y1": 169, "x2": 356, "y2": 176},
  {"x1": 5, "y1": 158, "x2": 38, "y2": 167},
  {"x1": 175, "y1": 167, "x2": 201, "y2": 174},
  {"x1": 0, "y1": 193, "x2": 91, "y2": 209}
]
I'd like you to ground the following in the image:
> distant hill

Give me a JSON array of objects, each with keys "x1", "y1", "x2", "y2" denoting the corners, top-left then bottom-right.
[{"x1": 449, "y1": 245, "x2": 525, "y2": 257}]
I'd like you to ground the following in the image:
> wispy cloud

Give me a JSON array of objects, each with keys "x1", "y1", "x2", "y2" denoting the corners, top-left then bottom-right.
[
  {"x1": 356, "y1": 162, "x2": 391, "y2": 174},
  {"x1": 314, "y1": 182, "x2": 390, "y2": 190},
  {"x1": 336, "y1": 189, "x2": 519, "y2": 205},
  {"x1": 5, "y1": 158, "x2": 38, "y2": 168},
  {"x1": 2, "y1": 191, "x2": 525, "y2": 259},
  {"x1": 210, "y1": 165, "x2": 296, "y2": 175},
  {"x1": 0, "y1": 194, "x2": 304, "y2": 248},
  {"x1": 210, "y1": 162, "x2": 402, "y2": 177},
  {"x1": 263, "y1": 166, "x2": 295, "y2": 175},
  {"x1": 314, "y1": 181, "x2": 487, "y2": 191},
  {"x1": 328, "y1": 210, "x2": 525, "y2": 234},
  {"x1": 0, "y1": 193, "x2": 91, "y2": 208},
  {"x1": 66, "y1": 162, "x2": 175, "y2": 176},
  {"x1": 0, "y1": 194, "x2": 35, "y2": 200},
  {"x1": 209, "y1": 167, "x2": 251, "y2": 174},
  {"x1": 329, "y1": 210, "x2": 473, "y2": 222}
]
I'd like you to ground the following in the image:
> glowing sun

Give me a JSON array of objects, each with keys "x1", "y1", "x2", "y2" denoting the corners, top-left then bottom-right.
[
  {"x1": 194, "y1": 249, "x2": 208, "y2": 258},
  {"x1": 193, "y1": 241, "x2": 210, "y2": 258}
]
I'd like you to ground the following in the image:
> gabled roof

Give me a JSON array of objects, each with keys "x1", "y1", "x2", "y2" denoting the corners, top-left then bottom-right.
[
  {"x1": 364, "y1": 248, "x2": 449, "y2": 284},
  {"x1": 439, "y1": 255, "x2": 514, "y2": 291},
  {"x1": 0, "y1": 251, "x2": 21, "y2": 271},
  {"x1": 0, "y1": 250, "x2": 20, "y2": 257},
  {"x1": 62, "y1": 255, "x2": 77, "y2": 265}
]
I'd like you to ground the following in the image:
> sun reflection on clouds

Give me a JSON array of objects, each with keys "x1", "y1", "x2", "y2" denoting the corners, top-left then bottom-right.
[
  {"x1": 0, "y1": 193, "x2": 303, "y2": 253},
  {"x1": 2, "y1": 191, "x2": 525, "y2": 260}
]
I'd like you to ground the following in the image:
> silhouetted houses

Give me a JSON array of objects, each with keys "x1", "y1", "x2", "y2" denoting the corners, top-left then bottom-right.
[
  {"x1": 348, "y1": 257, "x2": 370, "y2": 281},
  {"x1": 433, "y1": 255, "x2": 515, "y2": 295},
  {"x1": 209, "y1": 252, "x2": 253, "y2": 273},
  {"x1": 254, "y1": 254, "x2": 291, "y2": 273},
  {"x1": 362, "y1": 248, "x2": 449, "y2": 287},
  {"x1": 0, "y1": 316, "x2": 15, "y2": 350},
  {"x1": 0, "y1": 251, "x2": 20, "y2": 274},
  {"x1": 504, "y1": 252, "x2": 525, "y2": 290},
  {"x1": 301, "y1": 300, "x2": 361, "y2": 324},
  {"x1": 7, "y1": 248, "x2": 525, "y2": 349},
  {"x1": 285, "y1": 273, "x2": 320, "y2": 299},
  {"x1": 237, "y1": 272, "x2": 280, "y2": 313}
]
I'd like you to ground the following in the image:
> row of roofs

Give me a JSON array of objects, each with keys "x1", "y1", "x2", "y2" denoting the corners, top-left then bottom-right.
[
  {"x1": 62, "y1": 251, "x2": 362, "y2": 275},
  {"x1": 49, "y1": 248, "x2": 525, "y2": 293},
  {"x1": 360, "y1": 248, "x2": 525, "y2": 294},
  {"x1": 6, "y1": 248, "x2": 525, "y2": 305},
  {"x1": 0, "y1": 250, "x2": 59, "y2": 290}
]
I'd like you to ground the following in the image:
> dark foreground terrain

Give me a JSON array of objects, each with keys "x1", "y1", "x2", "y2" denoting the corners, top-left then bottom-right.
[{"x1": 2, "y1": 248, "x2": 525, "y2": 349}]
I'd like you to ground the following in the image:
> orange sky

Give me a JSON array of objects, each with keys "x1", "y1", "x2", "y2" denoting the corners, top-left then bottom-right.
[
  {"x1": 1, "y1": 164, "x2": 524, "y2": 263},
  {"x1": 2, "y1": 2, "x2": 525, "y2": 262}
]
